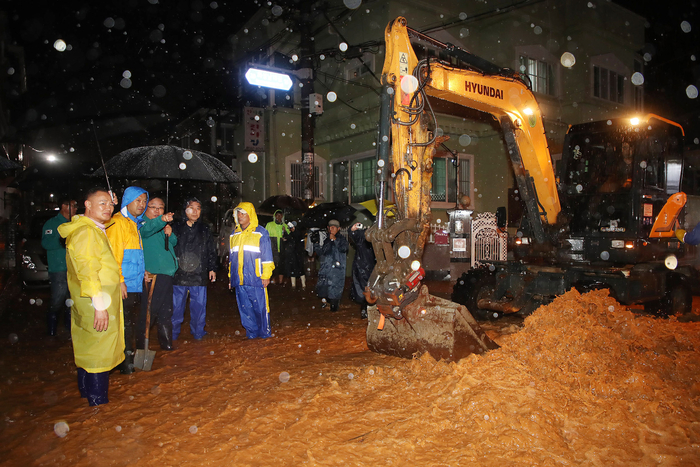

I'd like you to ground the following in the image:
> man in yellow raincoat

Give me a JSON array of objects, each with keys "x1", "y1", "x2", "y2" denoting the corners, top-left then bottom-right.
[
  {"x1": 58, "y1": 188, "x2": 124, "y2": 406},
  {"x1": 229, "y1": 202, "x2": 274, "y2": 338}
]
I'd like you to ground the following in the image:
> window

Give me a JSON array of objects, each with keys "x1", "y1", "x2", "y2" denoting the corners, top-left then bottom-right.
[
  {"x1": 594, "y1": 66, "x2": 625, "y2": 103},
  {"x1": 351, "y1": 157, "x2": 374, "y2": 203},
  {"x1": 218, "y1": 124, "x2": 235, "y2": 155},
  {"x1": 290, "y1": 163, "x2": 320, "y2": 199},
  {"x1": 520, "y1": 56, "x2": 553, "y2": 95},
  {"x1": 431, "y1": 153, "x2": 473, "y2": 207}
]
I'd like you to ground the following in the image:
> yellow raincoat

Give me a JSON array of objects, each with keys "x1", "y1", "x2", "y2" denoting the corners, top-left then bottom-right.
[{"x1": 58, "y1": 215, "x2": 125, "y2": 372}]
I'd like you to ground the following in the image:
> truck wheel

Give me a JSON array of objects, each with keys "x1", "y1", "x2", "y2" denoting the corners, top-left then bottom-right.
[{"x1": 452, "y1": 268, "x2": 496, "y2": 321}]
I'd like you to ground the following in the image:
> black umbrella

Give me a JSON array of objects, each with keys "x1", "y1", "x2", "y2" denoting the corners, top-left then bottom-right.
[
  {"x1": 258, "y1": 195, "x2": 309, "y2": 216},
  {"x1": 93, "y1": 145, "x2": 241, "y2": 183},
  {"x1": 300, "y1": 202, "x2": 357, "y2": 228}
]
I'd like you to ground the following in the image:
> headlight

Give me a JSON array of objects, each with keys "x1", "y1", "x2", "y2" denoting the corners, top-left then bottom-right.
[{"x1": 22, "y1": 254, "x2": 36, "y2": 270}]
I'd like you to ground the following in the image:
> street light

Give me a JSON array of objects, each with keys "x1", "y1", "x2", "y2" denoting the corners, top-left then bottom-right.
[
  {"x1": 47, "y1": 154, "x2": 57, "y2": 162},
  {"x1": 245, "y1": 68, "x2": 293, "y2": 91}
]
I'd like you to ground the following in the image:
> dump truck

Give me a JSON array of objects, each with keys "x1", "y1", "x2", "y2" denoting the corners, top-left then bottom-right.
[{"x1": 363, "y1": 17, "x2": 697, "y2": 362}]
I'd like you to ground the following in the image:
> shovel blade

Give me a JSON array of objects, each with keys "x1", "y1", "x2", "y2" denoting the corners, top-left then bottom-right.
[{"x1": 134, "y1": 346, "x2": 157, "y2": 371}]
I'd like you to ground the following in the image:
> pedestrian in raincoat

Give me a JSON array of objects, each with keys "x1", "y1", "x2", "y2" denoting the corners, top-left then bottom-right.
[
  {"x1": 41, "y1": 197, "x2": 77, "y2": 336},
  {"x1": 313, "y1": 219, "x2": 348, "y2": 311},
  {"x1": 138, "y1": 197, "x2": 176, "y2": 351},
  {"x1": 282, "y1": 221, "x2": 306, "y2": 290},
  {"x1": 349, "y1": 222, "x2": 376, "y2": 319},
  {"x1": 105, "y1": 186, "x2": 149, "y2": 375},
  {"x1": 171, "y1": 197, "x2": 218, "y2": 341},
  {"x1": 229, "y1": 202, "x2": 274, "y2": 339},
  {"x1": 58, "y1": 187, "x2": 124, "y2": 406},
  {"x1": 265, "y1": 210, "x2": 289, "y2": 285}
]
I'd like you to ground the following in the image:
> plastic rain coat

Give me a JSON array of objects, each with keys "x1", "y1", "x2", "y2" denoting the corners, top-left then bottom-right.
[
  {"x1": 58, "y1": 215, "x2": 125, "y2": 373},
  {"x1": 229, "y1": 202, "x2": 275, "y2": 288},
  {"x1": 314, "y1": 232, "x2": 348, "y2": 300},
  {"x1": 348, "y1": 228, "x2": 376, "y2": 304}
]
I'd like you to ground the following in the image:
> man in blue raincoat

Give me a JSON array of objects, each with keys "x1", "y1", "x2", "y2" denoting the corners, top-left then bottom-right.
[
  {"x1": 105, "y1": 186, "x2": 149, "y2": 374},
  {"x1": 313, "y1": 219, "x2": 349, "y2": 311},
  {"x1": 229, "y1": 202, "x2": 274, "y2": 339}
]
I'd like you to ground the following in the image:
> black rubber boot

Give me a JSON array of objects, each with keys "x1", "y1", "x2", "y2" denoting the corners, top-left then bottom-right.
[
  {"x1": 118, "y1": 351, "x2": 135, "y2": 375},
  {"x1": 360, "y1": 304, "x2": 368, "y2": 320},
  {"x1": 330, "y1": 299, "x2": 339, "y2": 312},
  {"x1": 77, "y1": 368, "x2": 88, "y2": 398},
  {"x1": 157, "y1": 323, "x2": 174, "y2": 351},
  {"x1": 47, "y1": 314, "x2": 57, "y2": 336},
  {"x1": 84, "y1": 370, "x2": 109, "y2": 406}
]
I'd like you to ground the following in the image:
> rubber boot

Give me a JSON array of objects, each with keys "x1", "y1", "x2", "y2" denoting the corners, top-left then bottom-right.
[
  {"x1": 330, "y1": 299, "x2": 339, "y2": 312},
  {"x1": 291, "y1": 277, "x2": 297, "y2": 289},
  {"x1": 300, "y1": 275, "x2": 306, "y2": 290},
  {"x1": 157, "y1": 323, "x2": 174, "y2": 351},
  {"x1": 77, "y1": 368, "x2": 88, "y2": 398},
  {"x1": 47, "y1": 314, "x2": 57, "y2": 336},
  {"x1": 84, "y1": 370, "x2": 109, "y2": 406},
  {"x1": 119, "y1": 350, "x2": 135, "y2": 375},
  {"x1": 360, "y1": 303, "x2": 368, "y2": 320}
]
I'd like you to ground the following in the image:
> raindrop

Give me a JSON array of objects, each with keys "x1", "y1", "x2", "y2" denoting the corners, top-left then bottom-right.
[
  {"x1": 400, "y1": 75, "x2": 419, "y2": 94},
  {"x1": 234, "y1": 330, "x2": 240, "y2": 335},
  {"x1": 54, "y1": 421, "x2": 69, "y2": 438},
  {"x1": 608, "y1": 305, "x2": 615, "y2": 312},
  {"x1": 194, "y1": 139, "x2": 200, "y2": 144},
  {"x1": 153, "y1": 85, "x2": 166, "y2": 98},
  {"x1": 279, "y1": 372, "x2": 290, "y2": 383},
  {"x1": 631, "y1": 72, "x2": 644, "y2": 86},
  {"x1": 459, "y1": 12, "x2": 467, "y2": 20},
  {"x1": 211, "y1": 196, "x2": 218, "y2": 202},
  {"x1": 643, "y1": 52, "x2": 652, "y2": 62},
  {"x1": 686, "y1": 85, "x2": 698, "y2": 99},
  {"x1": 350, "y1": 123, "x2": 356, "y2": 129},
  {"x1": 183, "y1": 150, "x2": 193, "y2": 160},
  {"x1": 292, "y1": 54, "x2": 299, "y2": 62},
  {"x1": 53, "y1": 40, "x2": 67, "y2": 52},
  {"x1": 533, "y1": 26, "x2": 542, "y2": 35},
  {"x1": 576, "y1": 184, "x2": 583, "y2": 193},
  {"x1": 120, "y1": 78, "x2": 132, "y2": 89},
  {"x1": 316, "y1": 349, "x2": 321, "y2": 354},
  {"x1": 320, "y1": 54, "x2": 325, "y2": 60},
  {"x1": 459, "y1": 28, "x2": 469, "y2": 38},
  {"x1": 600, "y1": 251, "x2": 610, "y2": 260},
  {"x1": 639, "y1": 161, "x2": 647, "y2": 169},
  {"x1": 104, "y1": 17, "x2": 116, "y2": 28},
  {"x1": 587, "y1": 1, "x2": 595, "y2": 7},
  {"x1": 488, "y1": 264, "x2": 496, "y2": 272},
  {"x1": 343, "y1": 0, "x2": 362, "y2": 9},
  {"x1": 681, "y1": 21, "x2": 692, "y2": 33},
  {"x1": 369, "y1": 369, "x2": 375, "y2": 375},
  {"x1": 606, "y1": 120, "x2": 612, "y2": 125},
  {"x1": 115, "y1": 425, "x2": 122, "y2": 432},
  {"x1": 271, "y1": 5, "x2": 284, "y2": 16},
  {"x1": 695, "y1": 138, "x2": 699, "y2": 145},
  {"x1": 179, "y1": 163, "x2": 187, "y2": 170},
  {"x1": 189, "y1": 425, "x2": 198, "y2": 434},
  {"x1": 29, "y1": 298, "x2": 36, "y2": 305},
  {"x1": 8, "y1": 333, "x2": 18, "y2": 344},
  {"x1": 207, "y1": 118, "x2": 215, "y2": 127},
  {"x1": 386, "y1": 87, "x2": 394, "y2": 95},
  {"x1": 560, "y1": 52, "x2": 575, "y2": 68},
  {"x1": 348, "y1": 373, "x2": 354, "y2": 380},
  {"x1": 484, "y1": 414, "x2": 490, "y2": 420},
  {"x1": 36, "y1": 298, "x2": 43, "y2": 306},
  {"x1": 339, "y1": 42, "x2": 348, "y2": 52}
]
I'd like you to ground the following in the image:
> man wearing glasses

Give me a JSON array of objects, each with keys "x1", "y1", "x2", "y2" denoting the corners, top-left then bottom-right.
[{"x1": 138, "y1": 197, "x2": 177, "y2": 351}]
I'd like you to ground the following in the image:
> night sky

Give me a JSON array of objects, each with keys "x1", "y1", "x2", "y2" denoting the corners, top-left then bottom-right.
[{"x1": 5, "y1": 0, "x2": 700, "y2": 153}]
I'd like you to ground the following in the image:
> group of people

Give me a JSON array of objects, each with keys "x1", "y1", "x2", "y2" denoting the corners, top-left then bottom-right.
[
  {"x1": 43, "y1": 187, "x2": 218, "y2": 406},
  {"x1": 41, "y1": 188, "x2": 377, "y2": 407}
]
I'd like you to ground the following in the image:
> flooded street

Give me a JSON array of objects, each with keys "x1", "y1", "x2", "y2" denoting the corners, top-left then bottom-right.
[{"x1": 2, "y1": 277, "x2": 700, "y2": 466}]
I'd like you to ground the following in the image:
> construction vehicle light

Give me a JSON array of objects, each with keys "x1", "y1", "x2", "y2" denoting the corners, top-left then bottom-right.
[
  {"x1": 630, "y1": 117, "x2": 640, "y2": 126},
  {"x1": 665, "y1": 255, "x2": 678, "y2": 270},
  {"x1": 398, "y1": 245, "x2": 411, "y2": 259},
  {"x1": 624, "y1": 241, "x2": 634, "y2": 249},
  {"x1": 611, "y1": 240, "x2": 624, "y2": 249},
  {"x1": 411, "y1": 260, "x2": 421, "y2": 271}
]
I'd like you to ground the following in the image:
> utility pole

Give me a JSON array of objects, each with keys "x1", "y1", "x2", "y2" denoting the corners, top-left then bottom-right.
[{"x1": 299, "y1": 0, "x2": 315, "y2": 204}]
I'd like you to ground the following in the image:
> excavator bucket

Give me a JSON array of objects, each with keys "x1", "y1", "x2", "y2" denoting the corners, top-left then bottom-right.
[{"x1": 366, "y1": 286, "x2": 499, "y2": 362}]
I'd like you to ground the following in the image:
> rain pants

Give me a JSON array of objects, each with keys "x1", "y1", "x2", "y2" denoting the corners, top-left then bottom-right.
[
  {"x1": 314, "y1": 233, "x2": 349, "y2": 300},
  {"x1": 348, "y1": 228, "x2": 376, "y2": 304},
  {"x1": 105, "y1": 186, "x2": 149, "y2": 293},
  {"x1": 229, "y1": 202, "x2": 274, "y2": 339},
  {"x1": 58, "y1": 215, "x2": 125, "y2": 373}
]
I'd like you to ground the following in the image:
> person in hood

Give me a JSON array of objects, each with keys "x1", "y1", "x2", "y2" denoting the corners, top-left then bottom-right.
[
  {"x1": 313, "y1": 219, "x2": 349, "y2": 311},
  {"x1": 349, "y1": 222, "x2": 376, "y2": 319},
  {"x1": 265, "y1": 209, "x2": 289, "y2": 285},
  {"x1": 282, "y1": 221, "x2": 306, "y2": 290},
  {"x1": 58, "y1": 187, "x2": 124, "y2": 406},
  {"x1": 229, "y1": 202, "x2": 274, "y2": 339},
  {"x1": 171, "y1": 197, "x2": 218, "y2": 341},
  {"x1": 105, "y1": 186, "x2": 149, "y2": 375}
]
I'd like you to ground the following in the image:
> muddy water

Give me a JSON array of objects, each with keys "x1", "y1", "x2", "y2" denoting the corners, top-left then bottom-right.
[{"x1": 2, "y1": 282, "x2": 700, "y2": 466}]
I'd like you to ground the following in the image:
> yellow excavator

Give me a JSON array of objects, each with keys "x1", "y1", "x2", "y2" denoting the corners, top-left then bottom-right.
[{"x1": 364, "y1": 17, "x2": 697, "y2": 361}]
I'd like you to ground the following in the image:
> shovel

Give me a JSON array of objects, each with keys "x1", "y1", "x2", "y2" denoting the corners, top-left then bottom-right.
[{"x1": 134, "y1": 275, "x2": 157, "y2": 371}]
